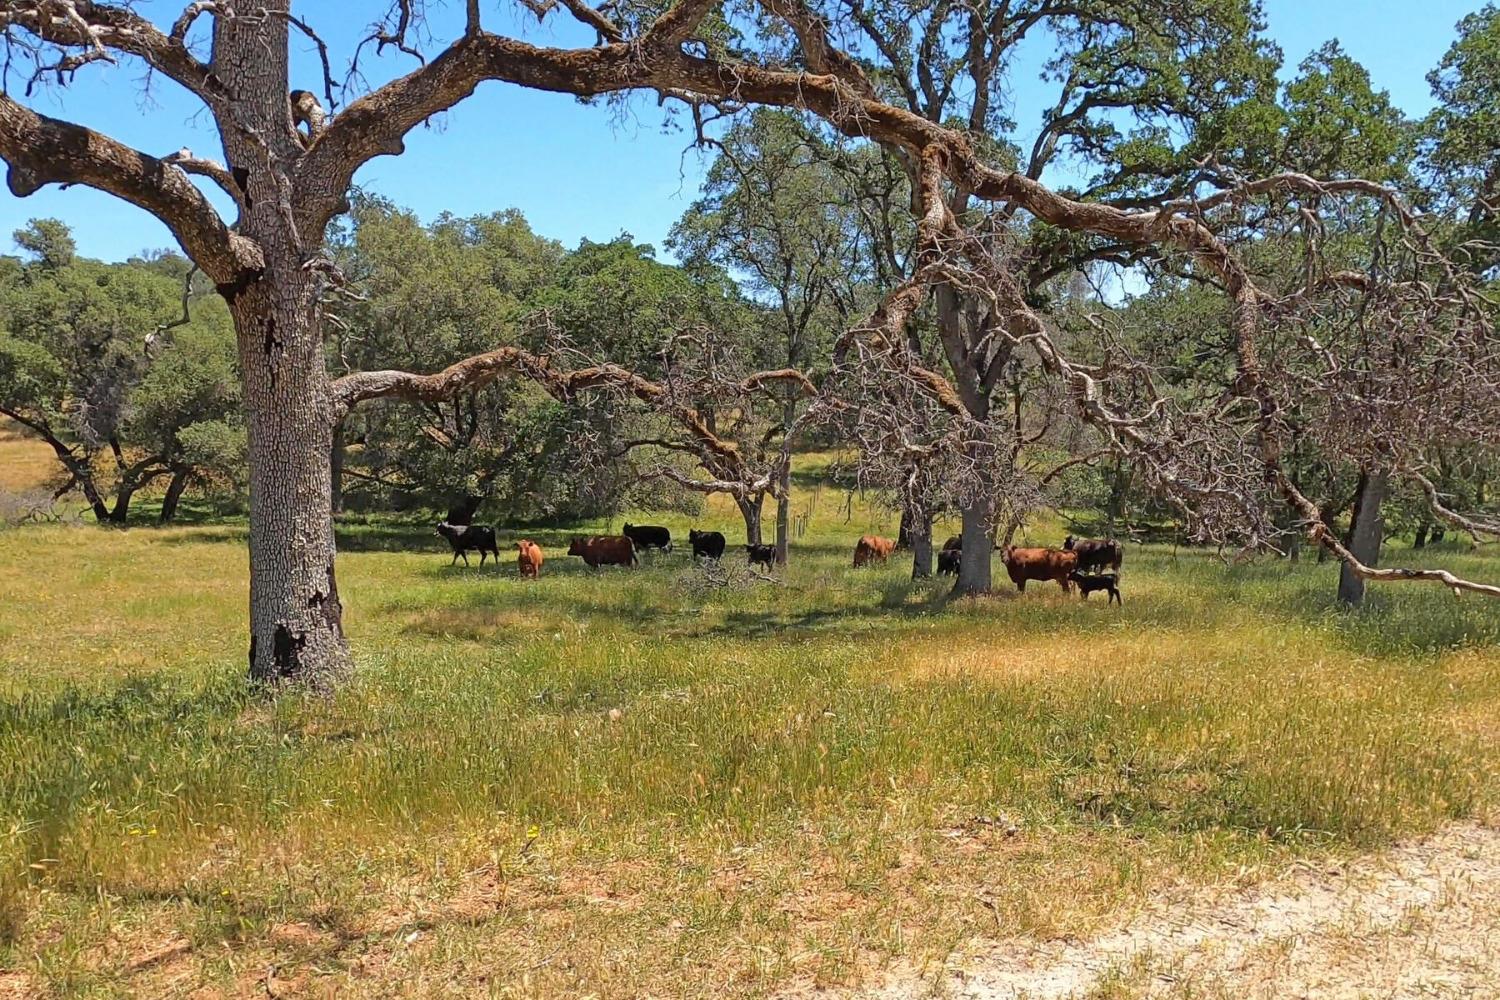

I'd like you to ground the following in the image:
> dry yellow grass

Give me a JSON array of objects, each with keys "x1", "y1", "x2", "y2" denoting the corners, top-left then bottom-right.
[
  {"x1": 0, "y1": 418, "x2": 56, "y2": 493},
  {"x1": 0, "y1": 480, "x2": 1497, "y2": 997}
]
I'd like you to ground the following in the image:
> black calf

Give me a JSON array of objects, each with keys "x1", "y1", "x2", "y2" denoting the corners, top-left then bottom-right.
[
  {"x1": 1069, "y1": 570, "x2": 1121, "y2": 605},
  {"x1": 746, "y1": 543, "x2": 776, "y2": 569}
]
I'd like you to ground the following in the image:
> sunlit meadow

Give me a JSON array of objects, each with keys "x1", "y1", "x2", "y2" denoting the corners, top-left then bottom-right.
[{"x1": 1, "y1": 440, "x2": 1497, "y2": 997}]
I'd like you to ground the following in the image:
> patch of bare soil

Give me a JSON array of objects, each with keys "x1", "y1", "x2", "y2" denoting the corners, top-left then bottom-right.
[
  {"x1": 0, "y1": 972, "x2": 38, "y2": 1000},
  {"x1": 869, "y1": 822, "x2": 1500, "y2": 999}
]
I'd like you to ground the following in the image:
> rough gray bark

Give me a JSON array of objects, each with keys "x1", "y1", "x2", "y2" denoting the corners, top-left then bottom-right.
[
  {"x1": 774, "y1": 398, "x2": 794, "y2": 565},
  {"x1": 231, "y1": 279, "x2": 349, "y2": 686},
  {"x1": 774, "y1": 490, "x2": 790, "y2": 564},
  {"x1": 739, "y1": 493, "x2": 765, "y2": 546},
  {"x1": 1338, "y1": 469, "x2": 1389, "y2": 607},
  {"x1": 215, "y1": 7, "x2": 350, "y2": 687},
  {"x1": 955, "y1": 497, "x2": 994, "y2": 594},
  {"x1": 909, "y1": 508, "x2": 933, "y2": 579}
]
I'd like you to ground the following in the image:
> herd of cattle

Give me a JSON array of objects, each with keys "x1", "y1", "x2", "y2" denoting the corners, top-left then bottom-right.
[{"x1": 434, "y1": 521, "x2": 1124, "y2": 603}]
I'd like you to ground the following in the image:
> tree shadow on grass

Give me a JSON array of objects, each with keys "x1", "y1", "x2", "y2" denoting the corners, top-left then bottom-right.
[{"x1": 150, "y1": 524, "x2": 249, "y2": 545}]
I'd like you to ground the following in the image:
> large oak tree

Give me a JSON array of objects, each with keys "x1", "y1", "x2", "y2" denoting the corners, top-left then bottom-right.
[{"x1": 3, "y1": 0, "x2": 1496, "y2": 688}]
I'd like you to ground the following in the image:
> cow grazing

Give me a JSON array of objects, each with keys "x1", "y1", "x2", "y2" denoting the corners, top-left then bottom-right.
[
  {"x1": 623, "y1": 522, "x2": 672, "y2": 553},
  {"x1": 1070, "y1": 570, "x2": 1121, "y2": 605},
  {"x1": 746, "y1": 543, "x2": 776, "y2": 569},
  {"x1": 688, "y1": 529, "x2": 726, "y2": 560},
  {"x1": 435, "y1": 521, "x2": 500, "y2": 567},
  {"x1": 1063, "y1": 535, "x2": 1123, "y2": 574},
  {"x1": 853, "y1": 534, "x2": 896, "y2": 567},
  {"x1": 515, "y1": 539, "x2": 543, "y2": 580},
  {"x1": 936, "y1": 547, "x2": 961, "y2": 576},
  {"x1": 941, "y1": 535, "x2": 962, "y2": 553},
  {"x1": 1001, "y1": 546, "x2": 1078, "y2": 593},
  {"x1": 567, "y1": 535, "x2": 638, "y2": 569}
]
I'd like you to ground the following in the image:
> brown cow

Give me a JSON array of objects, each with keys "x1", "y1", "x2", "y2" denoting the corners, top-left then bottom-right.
[
  {"x1": 853, "y1": 534, "x2": 896, "y2": 567},
  {"x1": 567, "y1": 535, "x2": 638, "y2": 569},
  {"x1": 1001, "y1": 546, "x2": 1078, "y2": 593},
  {"x1": 515, "y1": 539, "x2": 543, "y2": 579}
]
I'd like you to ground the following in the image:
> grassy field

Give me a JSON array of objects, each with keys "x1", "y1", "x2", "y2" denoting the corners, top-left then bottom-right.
[
  {"x1": 0, "y1": 421, "x2": 57, "y2": 495},
  {"x1": 1, "y1": 449, "x2": 1499, "y2": 997}
]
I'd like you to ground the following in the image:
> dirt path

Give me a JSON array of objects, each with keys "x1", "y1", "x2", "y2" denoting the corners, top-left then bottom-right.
[{"x1": 874, "y1": 822, "x2": 1500, "y2": 999}]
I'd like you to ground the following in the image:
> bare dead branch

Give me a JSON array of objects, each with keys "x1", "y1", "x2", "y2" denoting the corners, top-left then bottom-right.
[
  {"x1": 0, "y1": 0, "x2": 223, "y2": 105},
  {"x1": 1412, "y1": 471, "x2": 1500, "y2": 542}
]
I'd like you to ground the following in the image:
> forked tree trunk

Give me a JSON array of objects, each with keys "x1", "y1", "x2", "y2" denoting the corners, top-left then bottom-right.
[
  {"x1": 1338, "y1": 469, "x2": 1388, "y2": 607},
  {"x1": 738, "y1": 493, "x2": 765, "y2": 546}
]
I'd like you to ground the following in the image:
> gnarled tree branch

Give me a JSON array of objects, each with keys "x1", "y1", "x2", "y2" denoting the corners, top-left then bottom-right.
[{"x1": 0, "y1": 93, "x2": 260, "y2": 285}]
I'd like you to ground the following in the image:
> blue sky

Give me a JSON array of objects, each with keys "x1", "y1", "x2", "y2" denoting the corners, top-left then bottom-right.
[{"x1": 0, "y1": 0, "x2": 1485, "y2": 263}]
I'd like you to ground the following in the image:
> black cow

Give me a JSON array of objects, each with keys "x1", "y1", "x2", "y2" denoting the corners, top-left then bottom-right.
[
  {"x1": 941, "y1": 535, "x2": 962, "y2": 552},
  {"x1": 435, "y1": 521, "x2": 500, "y2": 567},
  {"x1": 688, "y1": 529, "x2": 726, "y2": 560},
  {"x1": 623, "y1": 522, "x2": 672, "y2": 553},
  {"x1": 936, "y1": 547, "x2": 961, "y2": 576},
  {"x1": 1069, "y1": 570, "x2": 1121, "y2": 605},
  {"x1": 746, "y1": 543, "x2": 776, "y2": 569},
  {"x1": 1063, "y1": 535, "x2": 1123, "y2": 574}
]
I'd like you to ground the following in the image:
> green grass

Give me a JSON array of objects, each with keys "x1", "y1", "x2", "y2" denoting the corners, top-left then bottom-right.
[{"x1": 1, "y1": 485, "x2": 1498, "y2": 997}]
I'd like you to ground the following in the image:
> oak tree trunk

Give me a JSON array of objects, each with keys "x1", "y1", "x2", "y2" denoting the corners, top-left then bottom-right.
[
  {"x1": 773, "y1": 396, "x2": 797, "y2": 565},
  {"x1": 212, "y1": 5, "x2": 350, "y2": 688},
  {"x1": 897, "y1": 508, "x2": 913, "y2": 549},
  {"x1": 106, "y1": 486, "x2": 136, "y2": 524},
  {"x1": 1316, "y1": 498, "x2": 1339, "y2": 563},
  {"x1": 446, "y1": 494, "x2": 484, "y2": 525},
  {"x1": 1105, "y1": 458, "x2": 1130, "y2": 534},
  {"x1": 232, "y1": 280, "x2": 351, "y2": 687},
  {"x1": 909, "y1": 508, "x2": 933, "y2": 579},
  {"x1": 954, "y1": 499, "x2": 994, "y2": 595},
  {"x1": 1338, "y1": 469, "x2": 1388, "y2": 607},
  {"x1": 159, "y1": 466, "x2": 191, "y2": 523},
  {"x1": 738, "y1": 493, "x2": 765, "y2": 546},
  {"x1": 775, "y1": 492, "x2": 790, "y2": 565},
  {"x1": 330, "y1": 419, "x2": 345, "y2": 515}
]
